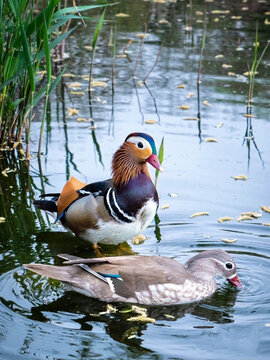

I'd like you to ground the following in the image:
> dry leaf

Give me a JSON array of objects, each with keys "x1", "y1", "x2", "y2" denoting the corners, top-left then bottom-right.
[
  {"x1": 1, "y1": 169, "x2": 8, "y2": 177},
  {"x1": 243, "y1": 114, "x2": 255, "y2": 118},
  {"x1": 195, "y1": 11, "x2": 204, "y2": 15},
  {"x1": 89, "y1": 124, "x2": 97, "y2": 130},
  {"x1": 237, "y1": 215, "x2": 254, "y2": 222},
  {"x1": 222, "y1": 64, "x2": 232, "y2": 69},
  {"x1": 68, "y1": 82, "x2": 82, "y2": 88},
  {"x1": 132, "y1": 234, "x2": 147, "y2": 245},
  {"x1": 243, "y1": 71, "x2": 258, "y2": 76},
  {"x1": 231, "y1": 16, "x2": 242, "y2": 19},
  {"x1": 214, "y1": 18, "x2": 219, "y2": 22},
  {"x1": 178, "y1": 105, "x2": 190, "y2": 110},
  {"x1": 184, "y1": 26, "x2": 193, "y2": 31},
  {"x1": 187, "y1": 92, "x2": 195, "y2": 98},
  {"x1": 169, "y1": 193, "x2": 179, "y2": 198},
  {"x1": 135, "y1": 33, "x2": 148, "y2": 38},
  {"x1": 91, "y1": 81, "x2": 108, "y2": 87},
  {"x1": 63, "y1": 73, "x2": 75, "y2": 78},
  {"x1": 183, "y1": 117, "x2": 199, "y2": 121},
  {"x1": 84, "y1": 46, "x2": 92, "y2": 51},
  {"x1": 145, "y1": 120, "x2": 158, "y2": 124},
  {"x1": 67, "y1": 107, "x2": 79, "y2": 116},
  {"x1": 76, "y1": 117, "x2": 88, "y2": 122},
  {"x1": 13, "y1": 141, "x2": 20, "y2": 148},
  {"x1": 228, "y1": 72, "x2": 236, "y2": 76},
  {"x1": 176, "y1": 84, "x2": 185, "y2": 88},
  {"x1": 211, "y1": 10, "x2": 230, "y2": 14},
  {"x1": 242, "y1": 6, "x2": 249, "y2": 10},
  {"x1": 241, "y1": 212, "x2": 261, "y2": 218},
  {"x1": 115, "y1": 13, "x2": 130, "y2": 17},
  {"x1": 221, "y1": 238, "x2": 237, "y2": 243},
  {"x1": 0, "y1": 217, "x2": 5, "y2": 223},
  {"x1": 137, "y1": 81, "x2": 143, "y2": 87},
  {"x1": 131, "y1": 305, "x2": 147, "y2": 316},
  {"x1": 159, "y1": 19, "x2": 169, "y2": 24},
  {"x1": 190, "y1": 212, "x2": 209, "y2": 218},
  {"x1": 233, "y1": 175, "x2": 248, "y2": 180},
  {"x1": 203, "y1": 100, "x2": 211, "y2": 106},
  {"x1": 215, "y1": 54, "x2": 224, "y2": 58},
  {"x1": 263, "y1": 223, "x2": 270, "y2": 227},
  {"x1": 127, "y1": 316, "x2": 155, "y2": 323},
  {"x1": 19, "y1": 149, "x2": 25, "y2": 156},
  {"x1": 161, "y1": 204, "x2": 170, "y2": 210},
  {"x1": 218, "y1": 217, "x2": 234, "y2": 223},
  {"x1": 205, "y1": 138, "x2": 218, "y2": 143},
  {"x1": 117, "y1": 54, "x2": 127, "y2": 58},
  {"x1": 216, "y1": 122, "x2": 223, "y2": 128},
  {"x1": 70, "y1": 91, "x2": 85, "y2": 96},
  {"x1": 81, "y1": 75, "x2": 90, "y2": 81},
  {"x1": 261, "y1": 205, "x2": 270, "y2": 213}
]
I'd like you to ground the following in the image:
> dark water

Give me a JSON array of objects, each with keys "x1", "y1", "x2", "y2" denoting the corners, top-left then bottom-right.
[{"x1": 1, "y1": 0, "x2": 270, "y2": 359}]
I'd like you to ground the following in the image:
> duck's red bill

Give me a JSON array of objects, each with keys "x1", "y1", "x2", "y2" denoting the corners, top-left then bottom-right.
[
  {"x1": 228, "y1": 275, "x2": 242, "y2": 288},
  {"x1": 147, "y1": 154, "x2": 162, "y2": 171}
]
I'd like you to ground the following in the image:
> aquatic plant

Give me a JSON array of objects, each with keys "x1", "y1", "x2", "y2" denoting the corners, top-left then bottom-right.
[{"x1": 0, "y1": 0, "x2": 105, "y2": 157}]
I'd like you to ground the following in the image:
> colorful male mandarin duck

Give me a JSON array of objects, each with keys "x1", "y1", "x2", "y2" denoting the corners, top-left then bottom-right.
[
  {"x1": 25, "y1": 249, "x2": 241, "y2": 305},
  {"x1": 34, "y1": 133, "x2": 162, "y2": 245}
]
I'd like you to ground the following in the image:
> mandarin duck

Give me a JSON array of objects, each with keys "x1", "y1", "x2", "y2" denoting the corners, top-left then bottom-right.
[
  {"x1": 34, "y1": 133, "x2": 161, "y2": 246},
  {"x1": 25, "y1": 249, "x2": 241, "y2": 305}
]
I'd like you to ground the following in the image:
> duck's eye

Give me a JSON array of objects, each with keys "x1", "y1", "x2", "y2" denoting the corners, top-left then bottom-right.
[
  {"x1": 225, "y1": 262, "x2": 234, "y2": 270},
  {"x1": 137, "y1": 141, "x2": 144, "y2": 149}
]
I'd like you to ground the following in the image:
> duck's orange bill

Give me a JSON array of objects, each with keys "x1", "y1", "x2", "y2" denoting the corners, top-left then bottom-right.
[
  {"x1": 57, "y1": 176, "x2": 86, "y2": 217},
  {"x1": 228, "y1": 275, "x2": 242, "y2": 288}
]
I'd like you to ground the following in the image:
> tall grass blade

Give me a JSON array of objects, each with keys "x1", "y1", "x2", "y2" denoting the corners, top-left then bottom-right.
[{"x1": 155, "y1": 137, "x2": 164, "y2": 188}]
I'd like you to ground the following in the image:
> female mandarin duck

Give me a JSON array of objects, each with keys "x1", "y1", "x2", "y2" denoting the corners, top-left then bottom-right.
[
  {"x1": 35, "y1": 133, "x2": 162, "y2": 245},
  {"x1": 25, "y1": 249, "x2": 241, "y2": 305}
]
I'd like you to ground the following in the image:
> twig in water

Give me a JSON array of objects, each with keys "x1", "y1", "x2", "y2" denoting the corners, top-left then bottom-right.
[
  {"x1": 143, "y1": 42, "x2": 163, "y2": 83},
  {"x1": 133, "y1": 24, "x2": 147, "y2": 77}
]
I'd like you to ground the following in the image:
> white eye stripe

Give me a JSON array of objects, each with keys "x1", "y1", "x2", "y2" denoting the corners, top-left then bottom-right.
[
  {"x1": 213, "y1": 258, "x2": 235, "y2": 269},
  {"x1": 126, "y1": 136, "x2": 150, "y2": 150}
]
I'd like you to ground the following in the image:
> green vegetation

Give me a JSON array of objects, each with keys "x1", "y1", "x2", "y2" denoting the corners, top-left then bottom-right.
[{"x1": 0, "y1": 0, "x2": 104, "y2": 157}]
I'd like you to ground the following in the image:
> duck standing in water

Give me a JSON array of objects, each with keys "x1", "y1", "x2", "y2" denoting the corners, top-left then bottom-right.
[
  {"x1": 25, "y1": 249, "x2": 241, "y2": 305},
  {"x1": 34, "y1": 133, "x2": 162, "y2": 246}
]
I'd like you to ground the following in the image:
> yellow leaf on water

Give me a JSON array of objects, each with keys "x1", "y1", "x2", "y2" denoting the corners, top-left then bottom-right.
[
  {"x1": 222, "y1": 64, "x2": 232, "y2": 69},
  {"x1": 263, "y1": 223, "x2": 270, "y2": 227},
  {"x1": 135, "y1": 33, "x2": 148, "y2": 38},
  {"x1": 187, "y1": 92, "x2": 195, "y2": 98},
  {"x1": 218, "y1": 217, "x2": 234, "y2": 223},
  {"x1": 221, "y1": 238, "x2": 237, "y2": 243},
  {"x1": 161, "y1": 204, "x2": 170, "y2": 210},
  {"x1": 205, "y1": 138, "x2": 218, "y2": 143},
  {"x1": 242, "y1": 6, "x2": 249, "y2": 10},
  {"x1": 233, "y1": 175, "x2": 248, "y2": 180},
  {"x1": 81, "y1": 75, "x2": 90, "y2": 81},
  {"x1": 84, "y1": 46, "x2": 92, "y2": 51},
  {"x1": 115, "y1": 13, "x2": 130, "y2": 17},
  {"x1": 70, "y1": 91, "x2": 85, "y2": 96},
  {"x1": 137, "y1": 81, "x2": 143, "y2": 87},
  {"x1": 228, "y1": 72, "x2": 236, "y2": 76},
  {"x1": 190, "y1": 212, "x2": 209, "y2": 218},
  {"x1": 178, "y1": 105, "x2": 190, "y2": 110},
  {"x1": 243, "y1": 114, "x2": 256, "y2": 118},
  {"x1": 243, "y1": 71, "x2": 258, "y2": 76},
  {"x1": 19, "y1": 149, "x2": 25, "y2": 156},
  {"x1": 176, "y1": 84, "x2": 185, "y2": 88},
  {"x1": 241, "y1": 212, "x2": 261, "y2": 219},
  {"x1": 76, "y1": 117, "x2": 88, "y2": 122},
  {"x1": 1, "y1": 169, "x2": 8, "y2": 177},
  {"x1": 67, "y1": 107, "x2": 79, "y2": 116},
  {"x1": 0, "y1": 217, "x2": 5, "y2": 223},
  {"x1": 131, "y1": 305, "x2": 147, "y2": 316},
  {"x1": 159, "y1": 19, "x2": 169, "y2": 24},
  {"x1": 68, "y1": 82, "x2": 82, "y2": 88},
  {"x1": 127, "y1": 316, "x2": 155, "y2": 323},
  {"x1": 195, "y1": 11, "x2": 204, "y2": 15},
  {"x1": 237, "y1": 215, "x2": 254, "y2": 222},
  {"x1": 215, "y1": 54, "x2": 224, "y2": 58},
  {"x1": 231, "y1": 16, "x2": 242, "y2": 19},
  {"x1": 183, "y1": 117, "x2": 199, "y2": 121},
  {"x1": 261, "y1": 205, "x2": 270, "y2": 213},
  {"x1": 13, "y1": 141, "x2": 20, "y2": 148},
  {"x1": 117, "y1": 54, "x2": 127, "y2": 58},
  {"x1": 216, "y1": 122, "x2": 223, "y2": 128},
  {"x1": 145, "y1": 120, "x2": 158, "y2": 124},
  {"x1": 211, "y1": 10, "x2": 230, "y2": 14},
  {"x1": 203, "y1": 100, "x2": 211, "y2": 106},
  {"x1": 91, "y1": 81, "x2": 108, "y2": 88},
  {"x1": 265, "y1": 11, "x2": 270, "y2": 15},
  {"x1": 63, "y1": 73, "x2": 75, "y2": 78},
  {"x1": 214, "y1": 17, "x2": 219, "y2": 22},
  {"x1": 132, "y1": 234, "x2": 147, "y2": 245}
]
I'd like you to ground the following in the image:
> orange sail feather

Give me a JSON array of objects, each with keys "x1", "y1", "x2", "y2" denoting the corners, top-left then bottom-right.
[{"x1": 57, "y1": 176, "x2": 86, "y2": 217}]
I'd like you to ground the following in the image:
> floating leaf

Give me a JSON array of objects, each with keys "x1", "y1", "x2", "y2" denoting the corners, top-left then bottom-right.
[
  {"x1": 135, "y1": 33, "x2": 148, "y2": 38},
  {"x1": 196, "y1": 20, "x2": 204, "y2": 23},
  {"x1": 0, "y1": 217, "x2": 5, "y2": 224},
  {"x1": 115, "y1": 13, "x2": 130, "y2": 17},
  {"x1": 81, "y1": 75, "x2": 90, "y2": 81},
  {"x1": 184, "y1": 26, "x2": 192, "y2": 31},
  {"x1": 237, "y1": 215, "x2": 254, "y2": 222},
  {"x1": 145, "y1": 120, "x2": 158, "y2": 124},
  {"x1": 218, "y1": 217, "x2": 234, "y2": 223},
  {"x1": 161, "y1": 204, "x2": 170, "y2": 210},
  {"x1": 261, "y1": 205, "x2": 270, "y2": 213},
  {"x1": 1, "y1": 169, "x2": 8, "y2": 177},
  {"x1": 164, "y1": 314, "x2": 175, "y2": 319},
  {"x1": 63, "y1": 73, "x2": 75, "y2": 78},
  {"x1": 203, "y1": 100, "x2": 211, "y2": 106},
  {"x1": 176, "y1": 84, "x2": 185, "y2": 88},
  {"x1": 67, "y1": 107, "x2": 79, "y2": 116},
  {"x1": 263, "y1": 223, "x2": 270, "y2": 227},
  {"x1": 190, "y1": 212, "x2": 209, "y2": 218},
  {"x1": 215, "y1": 54, "x2": 224, "y2": 58},
  {"x1": 243, "y1": 114, "x2": 256, "y2": 118},
  {"x1": 233, "y1": 175, "x2": 248, "y2": 180},
  {"x1": 127, "y1": 316, "x2": 155, "y2": 323},
  {"x1": 89, "y1": 124, "x2": 98, "y2": 130},
  {"x1": 159, "y1": 19, "x2": 169, "y2": 24},
  {"x1": 243, "y1": 71, "x2": 258, "y2": 76},
  {"x1": 231, "y1": 16, "x2": 242, "y2": 19},
  {"x1": 205, "y1": 138, "x2": 217, "y2": 143},
  {"x1": 132, "y1": 234, "x2": 147, "y2": 245},
  {"x1": 211, "y1": 10, "x2": 230, "y2": 14},
  {"x1": 241, "y1": 212, "x2": 261, "y2": 218},
  {"x1": 216, "y1": 122, "x2": 223, "y2": 128},
  {"x1": 91, "y1": 81, "x2": 108, "y2": 87},
  {"x1": 222, "y1": 64, "x2": 232, "y2": 69},
  {"x1": 187, "y1": 92, "x2": 195, "y2": 98},
  {"x1": 76, "y1": 117, "x2": 88, "y2": 122},
  {"x1": 214, "y1": 17, "x2": 219, "y2": 22},
  {"x1": 137, "y1": 81, "x2": 143, "y2": 87},
  {"x1": 70, "y1": 91, "x2": 85, "y2": 96},
  {"x1": 84, "y1": 45, "x2": 92, "y2": 51},
  {"x1": 221, "y1": 238, "x2": 237, "y2": 243},
  {"x1": 228, "y1": 72, "x2": 236, "y2": 76},
  {"x1": 242, "y1": 7, "x2": 249, "y2": 11},
  {"x1": 117, "y1": 54, "x2": 127, "y2": 58},
  {"x1": 195, "y1": 11, "x2": 204, "y2": 15},
  {"x1": 131, "y1": 305, "x2": 147, "y2": 316},
  {"x1": 178, "y1": 105, "x2": 190, "y2": 110},
  {"x1": 68, "y1": 82, "x2": 82, "y2": 88}
]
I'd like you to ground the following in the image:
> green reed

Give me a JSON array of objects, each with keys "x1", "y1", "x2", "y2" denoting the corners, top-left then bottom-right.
[
  {"x1": 0, "y1": 0, "x2": 104, "y2": 156},
  {"x1": 155, "y1": 136, "x2": 164, "y2": 188}
]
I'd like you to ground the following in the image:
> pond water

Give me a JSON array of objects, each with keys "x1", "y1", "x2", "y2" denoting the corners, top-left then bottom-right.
[{"x1": 1, "y1": 0, "x2": 270, "y2": 359}]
